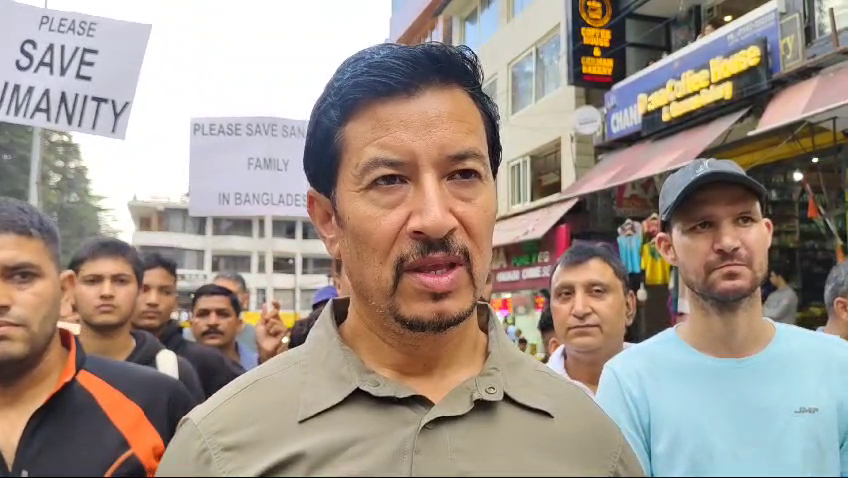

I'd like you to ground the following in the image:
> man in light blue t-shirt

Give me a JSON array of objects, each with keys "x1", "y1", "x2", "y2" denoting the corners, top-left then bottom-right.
[{"x1": 596, "y1": 159, "x2": 848, "y2": 477}]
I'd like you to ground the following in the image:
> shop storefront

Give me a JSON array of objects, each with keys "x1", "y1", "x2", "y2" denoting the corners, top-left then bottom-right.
[
  {"x1": 552, "y1": 2, "x2": 781, "y2": 337},
  {"x1": 490, "y1": 215, "x2": 573, "y2": 354},
  {"x1": 557, "y1": 0, "x2": 848, "y2": 331}
]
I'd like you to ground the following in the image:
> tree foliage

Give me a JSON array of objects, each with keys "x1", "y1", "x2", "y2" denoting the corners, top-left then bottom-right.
[{"x1": 0, "y1": 122, "x2": 110, "y2": 265}]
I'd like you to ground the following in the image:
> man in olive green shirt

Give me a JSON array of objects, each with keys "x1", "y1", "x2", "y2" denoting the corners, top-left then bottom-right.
[{"x1": 157, "y1": 42, "x2": 642, "y2": 477}]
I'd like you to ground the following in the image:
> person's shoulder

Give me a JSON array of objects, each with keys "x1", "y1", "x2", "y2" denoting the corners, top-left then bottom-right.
[
  {"x1": 517, "y1": 356, "x2": 633, "y2": 467},
  {"x1": 780, "y1": 323, "x2": 848, "y2": 355},
  {"x1": 605, "y1": 328, "x2": 677, "y2": 372},
  {"x1": 187, "y1": 344, "x2": 308, "y2": 428},
  {"x1": 83, "y1": 355, "x2": 191, "y2": 400}
]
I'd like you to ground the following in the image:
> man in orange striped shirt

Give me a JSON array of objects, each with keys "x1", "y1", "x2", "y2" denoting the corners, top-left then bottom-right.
[{"x1": 0, "y1": 197, "x2": 194, "y2": 477}]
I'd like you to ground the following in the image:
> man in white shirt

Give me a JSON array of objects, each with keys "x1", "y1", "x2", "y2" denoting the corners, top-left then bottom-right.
[{"x1": 547, "y1": 242, "x2": 634, "y2": 396}]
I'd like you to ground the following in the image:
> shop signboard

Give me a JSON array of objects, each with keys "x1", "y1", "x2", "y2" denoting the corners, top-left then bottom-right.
[
  {"x1": 603, "y1": 3, "x2": 780, "y2": 141},
  {"x1": 491, "y1": 240, "x2": 557, "y2": 293},
  {"x1": 565, "y1": 0, "x2": 626, "y2": 89},
  {"x1": 640, "y1": 38, "x2": 771, "y2": 136}
]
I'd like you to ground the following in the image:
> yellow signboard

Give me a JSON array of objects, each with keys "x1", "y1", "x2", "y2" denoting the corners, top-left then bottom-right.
[
  {"x1": 637, "y1": 45, "x2": 762, "y2": 123},
  {"x1": 577, "y1": 0, "x2": 616, "y2": 82}
]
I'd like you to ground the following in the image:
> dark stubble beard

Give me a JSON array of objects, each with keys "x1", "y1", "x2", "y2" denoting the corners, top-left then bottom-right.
[
  {"x1": 0, "y1": 322, "x2": 58, "y2": 387},
  {"x1": 682, "y1": 269, "x2": 765, "y2": 315},
  {"x1": 388, "y1": 234, "x2": 479, "y2": 335}
]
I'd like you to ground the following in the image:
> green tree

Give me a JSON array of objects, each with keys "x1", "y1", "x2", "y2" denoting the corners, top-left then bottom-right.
[{"x1": 0, "y1": 122, "x2": 110, "y2": 264}]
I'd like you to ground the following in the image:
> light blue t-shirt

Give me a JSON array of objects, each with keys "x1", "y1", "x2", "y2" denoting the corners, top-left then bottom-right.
[{"x1": 596, "y1": 321, "x2": 848, "y2": 477}]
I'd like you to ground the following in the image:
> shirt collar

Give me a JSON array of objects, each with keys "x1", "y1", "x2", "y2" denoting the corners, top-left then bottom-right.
[
  {"x1": 297, "y1": 298, "x2": 555, "y2": 422},
  {"x1": 235, "y1": 342, "x2": 258, "y2": 371},
  {"x1": 546, "y1": 342, "x2": 633, "y2": 397}
]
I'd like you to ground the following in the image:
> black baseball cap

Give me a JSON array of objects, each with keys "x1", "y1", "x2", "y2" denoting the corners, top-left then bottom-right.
[{"x1": 659, "y1": 158, "x2": 767, "y2": 224}]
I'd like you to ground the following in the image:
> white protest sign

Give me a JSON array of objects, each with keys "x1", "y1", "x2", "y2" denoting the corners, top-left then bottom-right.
[
  {"x1": 189, "y1": 117, "x2": 310, "y2": 218},
  {"x1": 0, "y1": 1, "x2": 151, "y2": 139}
]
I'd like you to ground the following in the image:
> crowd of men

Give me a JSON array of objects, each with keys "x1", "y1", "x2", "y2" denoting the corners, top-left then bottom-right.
[{"x1": 2, "y1": 41, "x2": 848, "y2": 477}]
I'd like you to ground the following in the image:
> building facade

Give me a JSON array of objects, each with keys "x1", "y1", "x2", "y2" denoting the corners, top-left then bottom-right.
[
  {"x1": 558, "y1": 0, "x2": 848, "y2": 335},
  {"x1": 128, "y1": 197, "x2": 333, "y2": 317}
]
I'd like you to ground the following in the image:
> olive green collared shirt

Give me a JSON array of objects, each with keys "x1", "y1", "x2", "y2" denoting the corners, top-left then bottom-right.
[{"x1": 157, "y1": 299, "x2": 643, "y2": 477}]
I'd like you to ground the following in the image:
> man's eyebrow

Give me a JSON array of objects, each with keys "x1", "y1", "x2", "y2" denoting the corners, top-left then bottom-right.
[
  {"x1": 447, "y1": 148, "x2": 488, "y2": 165},
  {"x1": 354, "y1": 157, "x2": 405, "y2": 183}
]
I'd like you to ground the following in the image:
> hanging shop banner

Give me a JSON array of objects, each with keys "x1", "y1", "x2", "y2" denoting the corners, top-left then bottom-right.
[
  {"x1": 0, "y1": 1, "x2": 151, "y2": 139},
  {"x1": 565, "y1": 0, "x2": 626, "y2": 89},
  {"x1": 603, "y1": 2, "x2": 780, "y2": 141},
  {"x1": 188, "y1": 117, "x2": 309, "y2": 218}
]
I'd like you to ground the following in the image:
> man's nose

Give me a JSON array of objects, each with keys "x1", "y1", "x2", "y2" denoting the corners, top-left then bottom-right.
[
  {"x1": 99, "y1": 280, "x2": 115, "y2": 297},
  {"x1": 713, "y1": 222, "x2": 742, "y2": 255},
  {"x1": 406, "y1": 175, "x2": 459, "y2": 240},
  {"x1": 0, "y1": 282, "x2": 11, "y2": 315},
  {"x1": 571, "y1": 292, "x2": 591, "y2": 319},
  {"x1": 144, "y1": 291, "x2": 159, "y2": 307}
]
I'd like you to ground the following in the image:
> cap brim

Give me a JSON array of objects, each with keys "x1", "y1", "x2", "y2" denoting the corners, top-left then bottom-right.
[{"x1": 661, "y1": 171, "x2": 767, "y2": 223}]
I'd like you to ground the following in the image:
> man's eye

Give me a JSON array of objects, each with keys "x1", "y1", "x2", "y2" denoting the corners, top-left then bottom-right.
[
  {"x1": 451, "y1": 169, "x2": 482, "y2": 181},
  {"x1": 11, "y1": 271, "x2": 36, "y2": 283},
  {"x1": 373, "y1": 175, "x2": 406, "y2": 187}
]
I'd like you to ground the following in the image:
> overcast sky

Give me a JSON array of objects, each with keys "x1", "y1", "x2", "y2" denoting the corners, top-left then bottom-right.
[{"x1": 14, "y1": 0, "x2": 391, "y2": 240}]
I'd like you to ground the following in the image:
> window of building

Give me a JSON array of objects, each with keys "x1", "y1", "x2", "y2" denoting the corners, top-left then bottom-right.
[
  {"x1": 274, "y1": 256, "x2": 296, "y2": 274},
  {"x1": 211, "y1": 254, "x2": 251, "y2": 273},
  {"x1": 511, "y1": 0, "x2": 534, "y2": 19},
  {"x1": 510, "y1": 30, "x2": 562, "y2": 114},
  {"x1": 212, "y1": 218, "x2": 253, "y2": 237},
  {"x1": 257, "y1": 256, "x2": 296, "y2": 274},
  {"x1": 163, "y1": 209, "x2": 206, "y2": 235},
  {"x1": 509, "y1": 158, "x2": 530, "y2": 207},
  {"x1": 461, "y1": 0, "x2": 498, "y2": 51},
  {"x1": 303, "y1": 257, "x2": 333, "y2": 275},
  {"x1": 255, "y1": 288, "x2": 267, "y2": 309},
  {"x1": 272, "y1": 220, "x2": 297, "y2": 239},
  {"x1": 300, "y1": 289, "x2": 318, "y2": 311},
  {"x1": 137, "y1": 246, "x2": 205, "y2": 270},
  {"x1": 272, "y1": 289, "x2": 296, "y2": 311},
  {"x1": 508, "y1": 143, "x2": 561, "y2": 207},
  {"x1": 815, "y1": 0, "x2": 848, "y2": 38},
  {"x1": 302, "y1": 221, "x2": 321, "y2": 240},
  {"x1": 138, "y1": 216, "x2": 153, "y2": 232},
  {"x1": 483, "y1": 78, "x2": 497, "y2": 102},
  {"x1": 462, "y1": 7, "x2": 480, "y2": 51}
]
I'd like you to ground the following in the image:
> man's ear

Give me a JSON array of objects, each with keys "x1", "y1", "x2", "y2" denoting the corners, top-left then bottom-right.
[
  {"x1": 655, "y1": 231, "x2": 678, "y2": 267},
  {"x1": 624, "y1": 290, "x2": 637, "y2": 326},
  {"x1": 59, "y1": 270, "x2": 76, "y2": 317},
  {"x1": 307, "y1": 189, "x2": 341, "y2": 259}
]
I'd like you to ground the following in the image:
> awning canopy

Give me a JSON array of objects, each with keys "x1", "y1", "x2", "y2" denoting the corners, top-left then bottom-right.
[
  {"x1": 750, "y1": 64, "x2": 848, "y2": 136},
  {"x1": 492, "y1": 198, "x2": 577, "y2": 248},
  {"x1": 560, "y1": 108, "x2": 750, "y2": 200}
]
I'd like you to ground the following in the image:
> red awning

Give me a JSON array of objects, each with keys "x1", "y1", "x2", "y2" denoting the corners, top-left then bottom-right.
[
  {"x1": 560, "y1": 108, "x2": 750, "y2": 200},
  {"x1": 750, "y1": 64, "x2": 848, "y2": 136},
  {"x1": 492, "y1": 198, "x2": 577, "y2": 248}
]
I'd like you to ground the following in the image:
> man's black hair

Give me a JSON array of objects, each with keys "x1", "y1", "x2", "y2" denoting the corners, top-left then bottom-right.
[
  {"x1": 553, "y1": 242, "x2": 629, "y2": 293},
  {"x1": 537, "y1": 305, "x2": 554, "y2": 335},
  {"x1": 68, "y1": 236, "x2": 143, "y2": 287},
  {"x1": 0, "y1": 197, "x2": 61, "y2": 267},
  {"x1": 141, "y1": 252, "x2": 177, "y2": 279},
  {"x1": 303, "y1": 42, "x2": 501, "y2": 203},
  {"x1": 769, "y1": 262, "x2": 794, "y2": 283},
  {"x1": 289, "y1": 307, "x2": 321, "y2": 349},
  {"x1": 191, "y1": 284, "x2": 242, "y2": 317},
  {"x1": 213, "y1": 271, "x2": 248, "y2": 292}
]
